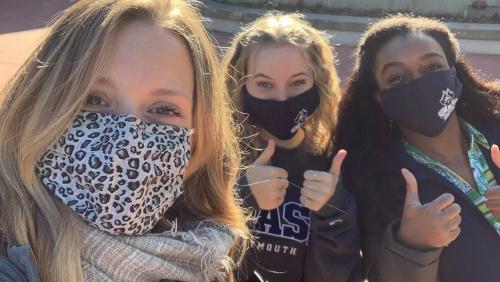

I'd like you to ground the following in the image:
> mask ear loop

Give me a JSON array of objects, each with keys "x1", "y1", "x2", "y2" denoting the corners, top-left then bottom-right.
[
  {"x1": 250, "y1": 255, "x2": 290, "y2": 275},
  {"x1": 288, "y1": 181, "x2": 348, "y2": 214},
  {"x1": 240, "y1": 179, "x2": 349, "y2": 275},
  {"x1": 241, "y1": 179, "x2": 348, "y2": 215},
  {"x1": 448, "y1": 63, "x2": 458, "y2": 75},
  {"x1": 188, "y1": 128, "x2": 195, "y2": 136}
]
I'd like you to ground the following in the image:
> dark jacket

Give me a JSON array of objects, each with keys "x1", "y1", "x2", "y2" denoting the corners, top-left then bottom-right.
[{"x1": 346, "y1": 115, "x2": 500, "y2": 282}]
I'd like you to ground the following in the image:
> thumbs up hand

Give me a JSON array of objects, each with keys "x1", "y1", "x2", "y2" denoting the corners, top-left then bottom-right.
[
  {"x1": 397, "y1": 169, "x2": 462, "y2": 250},
  {"x1": 485, "y1": 145, "x2": 500, "y2": 220},
  {"x1": 246, "y1": 139, "x2": 289, "y2": 210},
  {"x1": 490, "y1": 144, "x2": 500, "y2": 169},
  {"x1": 301, "y1": 150, "x2": 347, "y2": 212}
]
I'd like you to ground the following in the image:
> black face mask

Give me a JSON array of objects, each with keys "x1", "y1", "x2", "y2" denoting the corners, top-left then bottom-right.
[
  {"x1": 380, "y1": 68, "x2": 463, "y2": 137},
  {"x1": 243, "y1": 85, "x2": 320, "y2": 140}
]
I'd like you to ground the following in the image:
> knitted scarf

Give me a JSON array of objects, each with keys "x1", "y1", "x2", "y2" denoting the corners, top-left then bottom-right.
[{"x1": 75, "y1": 218, "x2": 236, "y2": 282}]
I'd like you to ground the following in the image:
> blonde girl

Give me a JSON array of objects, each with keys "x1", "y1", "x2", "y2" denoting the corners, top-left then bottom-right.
[
  {"x1": 0, "y1": 0, "x2": 249, "y2": 281},
  {"x1": 223, "y1": 13, "x2": 360, "y2": 282}
]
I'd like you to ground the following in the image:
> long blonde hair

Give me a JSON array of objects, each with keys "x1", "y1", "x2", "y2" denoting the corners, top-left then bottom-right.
[
  {"x1": 223, "y1": 12, "x2": 341, "y2": 163},
  {"x1": 0, "y1": 0, "x2": 249, "y2": 281}
]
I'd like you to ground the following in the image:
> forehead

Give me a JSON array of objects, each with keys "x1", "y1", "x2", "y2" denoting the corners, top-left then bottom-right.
[
  {"x1": 248, "y1": 43, "x2": 310, "y2": 76},
  {"x1": 100, "y1": 21, "x2": 194, "y2": 89},
  {"x1": 375, "y1": 32, "x2": 446, "y2": 66}
]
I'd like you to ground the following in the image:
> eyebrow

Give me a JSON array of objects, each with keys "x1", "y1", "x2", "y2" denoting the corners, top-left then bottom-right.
[
  {"x1": 380, "y1": 52, "x2": 446, "y2": 74},
  {"x1": 95, "y1": 77, "x2": 117, "y2": 88},
  {"x1": 150, "y1": 88, "x2": 189, "y2": 99},
  {"x1": 380, "y1": 62, "x2": 404, "y2": 75},
  {"x1": 420, "y1": 52, "x2": 446, "y2": 61},
  {"x1": 253, "y1": 71, "x2": 309, "y2": 80},
  {"x1": 95, "y1": 76, "x2": 190, "y2": 100}
]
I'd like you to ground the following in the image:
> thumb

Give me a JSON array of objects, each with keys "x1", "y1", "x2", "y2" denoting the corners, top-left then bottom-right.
[
  {"x1": 330, "y1": 149, "x2": 347, "y2": 175},
  {"x1": 254, "y1": 139, "x2": 275, "y2": 165},
  {"x1": 401, "y1": 168, "x2": 421, "y2": 208},
  {"x1": 491, "y1": 144, "x2": 500, "y2": 169}
]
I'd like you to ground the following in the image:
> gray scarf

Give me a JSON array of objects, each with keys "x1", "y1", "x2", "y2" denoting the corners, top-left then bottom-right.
[{"x1": 75, "y1": 218, "x2": 236, "y2": 282}]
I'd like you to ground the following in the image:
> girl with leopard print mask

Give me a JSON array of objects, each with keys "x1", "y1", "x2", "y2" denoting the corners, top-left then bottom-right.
[{"x1": 0, "y1": 0, "x2": 249, "y2": 281}]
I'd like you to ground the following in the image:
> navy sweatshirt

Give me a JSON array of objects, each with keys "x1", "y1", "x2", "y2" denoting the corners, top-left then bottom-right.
[{"x1": 237, "y1": 141, "x2": 361, "y2": 282}]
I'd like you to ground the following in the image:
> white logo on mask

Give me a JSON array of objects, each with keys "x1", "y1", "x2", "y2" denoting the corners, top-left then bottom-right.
[
  {"x1": 291, "y1": 109, "x2": 308, "y2": 133},
  {"x1": 438, "y1": 88, "x2": 458, "y2": 121}
]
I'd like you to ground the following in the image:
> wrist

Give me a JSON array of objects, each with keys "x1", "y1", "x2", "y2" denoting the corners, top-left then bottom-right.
[{"x1": 396, "y1": 226, "x2": 434, "y2": 251}]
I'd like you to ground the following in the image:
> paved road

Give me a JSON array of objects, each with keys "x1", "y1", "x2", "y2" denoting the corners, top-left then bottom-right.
[{"x1": 1, "y1": 0, "x2": 499, "y2": 91}]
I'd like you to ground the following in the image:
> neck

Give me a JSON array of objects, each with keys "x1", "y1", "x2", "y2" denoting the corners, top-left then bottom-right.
[
  {"x1": 259, "y1": 127, "x2": 305, "y2": 150},
  {"x1": 401, "y1": 113, "x2": 468, "y2": 163}
]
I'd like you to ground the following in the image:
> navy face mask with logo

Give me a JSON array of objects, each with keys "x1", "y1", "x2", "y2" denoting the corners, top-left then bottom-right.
[
  {"x1": 379, "y1": 68, "x2": 463, "y2": 137},
  {"x1": 243, "y1": 85, "x2": 320, "y2": 140}
]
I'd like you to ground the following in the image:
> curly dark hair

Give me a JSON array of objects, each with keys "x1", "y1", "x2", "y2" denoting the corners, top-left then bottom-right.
[{"x1": 336, "y1": 14, "x2": 500, "y2": 194}]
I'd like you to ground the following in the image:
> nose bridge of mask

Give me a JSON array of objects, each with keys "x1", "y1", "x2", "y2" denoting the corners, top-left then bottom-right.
[
  {"x1": 81, "y1": 110, "x2": 191, "y2": 134},
  {"x1": 116, "y1": 113, "x2": 192, "y2": 161},
  {"x1": 411, "y1": 71, "x2": 423, "y2": 81},
  {"x1": 276, "y1": 87, "x2": 291, "y2": 102},
  {"x1": 244, "y1": 83, "x2": 300, "y2": 102},
  {"x1": 116, "y1": 112, "x2": 192, "y2": 138},
  {"x1": 383, "y1": 68, "x2": 451, "y2": 98}
]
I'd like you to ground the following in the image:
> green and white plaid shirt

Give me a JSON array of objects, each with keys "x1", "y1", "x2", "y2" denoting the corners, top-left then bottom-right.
[{"x1": 403, "y1": 120, "x2": 500, "y2": 235}]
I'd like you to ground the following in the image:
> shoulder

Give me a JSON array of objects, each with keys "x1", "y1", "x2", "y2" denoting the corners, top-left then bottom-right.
[{"x1": 0, "y1": 243, "x2": 40, "y2": 282}]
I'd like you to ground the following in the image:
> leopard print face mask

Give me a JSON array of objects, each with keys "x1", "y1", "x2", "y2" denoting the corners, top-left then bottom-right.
[{"x1": 37, "y1": 111, "x2": 191, "y2": 235}]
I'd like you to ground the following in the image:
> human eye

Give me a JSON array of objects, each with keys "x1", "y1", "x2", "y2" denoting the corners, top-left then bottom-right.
[
  {"x1": 289, "y1": 79, "x2": 306, "y2": 87},
  {"x1": 387, "y1": 74, "x2": 408, "y2": 87},
  {"x1": 256, "y1": 81, "x2": 273, "y2": 89},
  {"x1": 83, "y1": 92, "x2": 112, "y2": 111},
  {"x1": 146, "y1": 103, "x2": 182, "y2": 124},
  {"x1": 425, "y1": 62, "x2": 445, "y2": 73}
]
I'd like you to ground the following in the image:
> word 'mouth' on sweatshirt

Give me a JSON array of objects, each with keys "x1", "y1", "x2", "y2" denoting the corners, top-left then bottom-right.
[
  {"x1": 238, "y1": 141, "x2": 361, "y2": 282},
  {"x1": 253, "y1": 200, "x2": 309, "y2": 255}
]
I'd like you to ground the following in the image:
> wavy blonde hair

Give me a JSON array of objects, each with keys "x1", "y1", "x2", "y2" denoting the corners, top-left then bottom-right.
[
  {"x1": 0, "y1": 0, "x2": 249, "y2": 281},
  {"x1": 223, "y1": 12, "x2": 341, "y2": 163}
]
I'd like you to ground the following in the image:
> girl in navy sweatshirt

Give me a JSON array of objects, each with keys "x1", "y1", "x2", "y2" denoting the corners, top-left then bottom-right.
[{"x1": 223, "y1": 12, "x2": 361, "y2": 282}]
